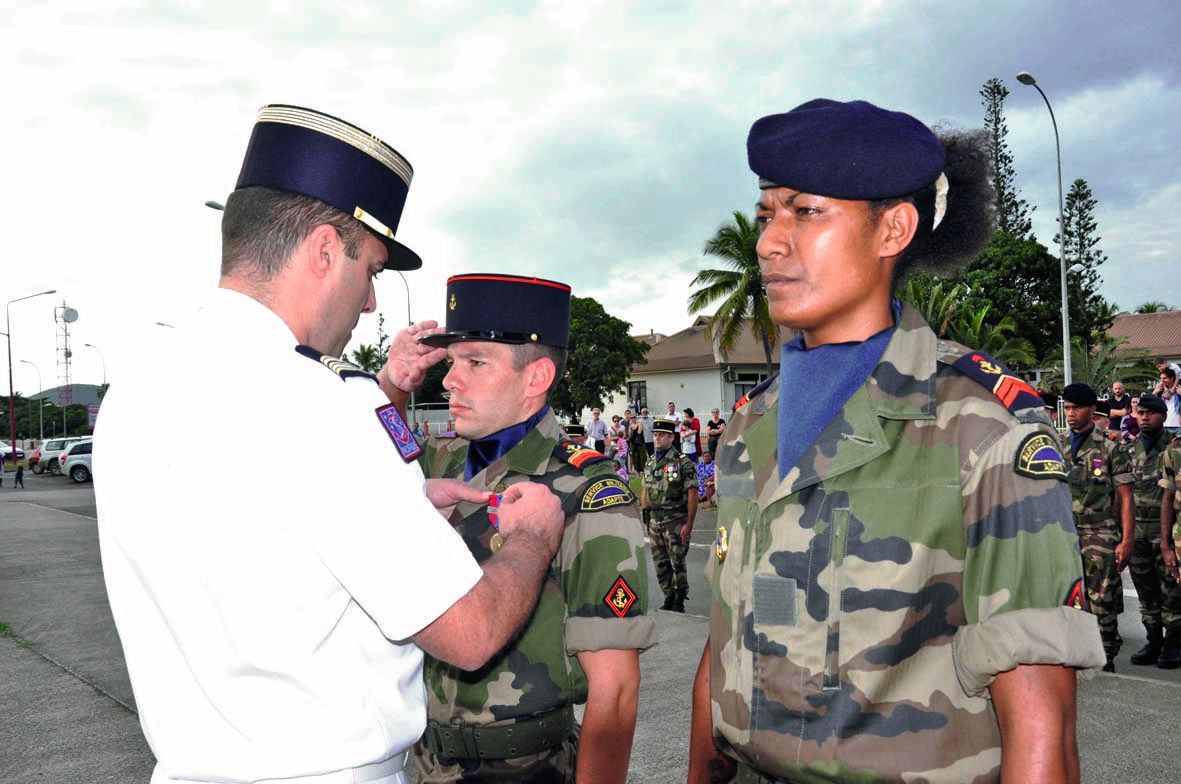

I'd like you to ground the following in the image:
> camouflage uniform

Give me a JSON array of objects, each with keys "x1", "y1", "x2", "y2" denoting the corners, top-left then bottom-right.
[
  {"x1": 1061, "y1": 425, "x2": 1132, "y2": 660},
  {"x1": 707, "y1": 304, "x2": 1103, "y2": 784},
  {"x1": 1161, "y1": 446, "x2": 1181, "y2": 545},
  {"x1": 643, "y1": 447, "x2": 698, "y2": 605},
  {"x1": 1127, "y1": 432, "x2": 1181, "y2": 634},
  {"x1": 412, "y1": 414, "x2": 656, "y2": 783}
]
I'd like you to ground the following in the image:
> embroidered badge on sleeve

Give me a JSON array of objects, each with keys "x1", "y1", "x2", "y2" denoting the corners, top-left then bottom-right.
[
  {"x1": 580, "y1": 477, "x2": 635, "y2": 512},
  {"x1": 604, "y1": 576, "x2": 637, "y2": 618},
  {"x1": 952, "y1": 351, "x2": 1042, "y2": 414},
  {"x1": 375, "y1": 403, "x2": 424, "y2": 462},
  {"x1": 1014, "y1": 432, "x2": 1068, "y2": 481},
  {"x1": 1064, "y1": 577, "x2": 1088, "y2": 611}
]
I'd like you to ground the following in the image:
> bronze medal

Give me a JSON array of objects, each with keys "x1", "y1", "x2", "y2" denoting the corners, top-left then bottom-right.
[
  {"x1": 715, "y1": 525, "x2": 728, "y2": 563},
  {"x1": 1093, "y1": 468, "x2": 1103, "y2": 477},
  {"x1": 490, "y1": 532, "x2": 504, "y2": 552}
]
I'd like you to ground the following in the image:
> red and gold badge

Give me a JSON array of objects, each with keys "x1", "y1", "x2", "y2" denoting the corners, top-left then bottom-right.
[{"x1": 604, "y1": 576, "x2": 637, "y2": 619}]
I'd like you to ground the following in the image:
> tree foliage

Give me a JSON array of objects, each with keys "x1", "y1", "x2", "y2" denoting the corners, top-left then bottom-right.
[
  {"x1": 1055, "y1": 178, "x2": 1112, "y2": 343},
  {"x1": 688, "y1": 211, "x2": 778, "y2": 375},
  {"x1": 1136, "y1": 301, "x2": 1174, "y2": 313},
  {"x1": 350, "y1": 312, "x2": 391, "y2": 374},
  {"x1": 981, "y1": 78, "x2": 1034, "y2": 240},
  {"x1": 549, "y1": 296, "x2": 649, "y2": 418},
  {"x1": 1040, "y1": 335, "x2": 1157, "y2": 391},
  {"x1": 945, "y1": 304, "x2": 1037, "y2": 367},
  {"x1": 898, "y1": 275, "x2": 966, "y2": 338}
]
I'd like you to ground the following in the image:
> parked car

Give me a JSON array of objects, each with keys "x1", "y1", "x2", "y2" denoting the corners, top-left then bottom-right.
[
  {"x1": 32, "y1": 437, "x2": 88, "y2": 475},
  {"x1": 60, "y1": 440, "x2": 94, "y2": 483},
  {"x1": 0, "y1": 441, "x2": 26, "y2": 462}
]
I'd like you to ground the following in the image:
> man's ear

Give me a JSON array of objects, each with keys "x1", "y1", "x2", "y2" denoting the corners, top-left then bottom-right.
[
  {"x1": 523, "y1": 355, "x2": 557, "y2": 399},
  {"x1": 300, "y1": 223, "x2": 343, "y2": 280},
  {"x1": 877, "y1": 202, "x2": 920, "y2": 260}
]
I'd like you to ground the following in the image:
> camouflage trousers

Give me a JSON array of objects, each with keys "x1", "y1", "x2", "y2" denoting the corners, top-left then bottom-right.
[
  {"x1": 1078, "y1": 523, "x2": 1124, "y2": 658},
  {"x1": 1129, "y1": 518, "x2": 1181, "y2": 630},
  {"x1": 648, "y1": 516, "x2": 689, "y2": 600},
  {"x1": 414, "y1": 736, "x2": 578, "y2": 783}
]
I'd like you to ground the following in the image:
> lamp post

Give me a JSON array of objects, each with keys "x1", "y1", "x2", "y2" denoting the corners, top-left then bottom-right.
[
  {"x1": 1016, "y1": 71, "x2": 1071, "y2": 386},
  {"x1": 84, "y1": 343, "x2": 107, "y2": 386},
  {"x1": 7, "y1": 290, "x2": 56, "y2": 464},
  {"x1": 18, "y1": 360, "x2": 43, "y2": 441},
  {"x1": 392, "y1": 269, "x2": 416, "y2": 422}
]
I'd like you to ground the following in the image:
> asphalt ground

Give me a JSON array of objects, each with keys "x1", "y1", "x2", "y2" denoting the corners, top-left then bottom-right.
[{"x1": 1, "y1": 476, "x2": 1178, "y2": 783}]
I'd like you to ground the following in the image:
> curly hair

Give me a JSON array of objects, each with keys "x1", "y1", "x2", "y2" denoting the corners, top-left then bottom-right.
[{"x1": 867, "y1": 129, "x2": 996, "y2": 287}]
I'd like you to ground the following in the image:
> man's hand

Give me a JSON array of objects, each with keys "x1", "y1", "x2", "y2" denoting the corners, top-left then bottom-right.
[
  {"x1": 681, "y1": 522, "x2": 693, "y2": 541},
  {"x1": 424, "y1": 478, "x2": 489, "y2": 519},
  {"x1": 1116, "y1": 540, "x2": 1133, "y2": 572},
  {"x1": 378, "y1": 320, "x2": 447, "y2": 404},
  {"x1": 497, "y1": 482, "x2": 564, "y2": 556},
  {"x1": 1163, "y1": 544, "x2": 1181, "y2": 582}
]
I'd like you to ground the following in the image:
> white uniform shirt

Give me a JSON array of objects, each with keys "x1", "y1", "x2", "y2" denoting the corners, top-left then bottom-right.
[{"x1": 94, "y1": 289, "x2": 483, "y2": 783}]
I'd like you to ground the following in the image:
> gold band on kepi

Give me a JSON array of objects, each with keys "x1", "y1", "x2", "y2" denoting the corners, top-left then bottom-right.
[
  {"x1": 235, "y1": 104, "x2": 422, "y2": 271},
  {"x1": 652, "y1": 418, "x2": 677, "y2": 435}
]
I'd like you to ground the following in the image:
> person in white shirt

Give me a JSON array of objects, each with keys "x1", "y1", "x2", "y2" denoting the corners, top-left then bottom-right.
[{"x1": 94, "y1": 104, "x2": 564, "y2": 784}]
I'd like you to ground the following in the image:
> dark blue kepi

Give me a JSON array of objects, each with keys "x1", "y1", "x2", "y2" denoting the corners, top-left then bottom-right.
[
  {"x1": 419, "y1": 273, "x2": 572, "y2": 348},
  {"x1": 235, "y1": 104, "x2": 422, "y2": 271}
]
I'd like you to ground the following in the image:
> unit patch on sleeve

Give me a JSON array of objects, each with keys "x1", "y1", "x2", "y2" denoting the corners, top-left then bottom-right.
[
  {"x1": 580, "y1": 477, "x2": 635, "y2": 512},
  {"x1": 604, "y1": 575, "x2": 637, "y2": 619},
  {"x1": 1014, "y1": 432, "x2": 1068, "y2": 481},
  {"x1": 375, "y1": 403, "x2": 424, "y2": 462}
]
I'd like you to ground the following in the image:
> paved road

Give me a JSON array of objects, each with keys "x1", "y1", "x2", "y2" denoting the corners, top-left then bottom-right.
[{"x1": 3, "y1": 478, "x2": 1179, "y2": 783}]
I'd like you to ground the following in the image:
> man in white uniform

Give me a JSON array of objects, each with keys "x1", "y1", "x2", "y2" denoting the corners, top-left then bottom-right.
[{"x1": 94, "y1": 104, "x2": 565, "y2": 784}]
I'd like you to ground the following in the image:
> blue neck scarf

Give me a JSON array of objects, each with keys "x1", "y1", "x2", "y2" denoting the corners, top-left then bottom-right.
[
  {"x1": 777, "y1": 303, "x2": 898, "y2": 481},
  {"x1": 465, "y1": 405, "x2": 551, "y2": 481},
  {"x1": 1069, "y1": 426, "x2": 1093, "y2": 460}
]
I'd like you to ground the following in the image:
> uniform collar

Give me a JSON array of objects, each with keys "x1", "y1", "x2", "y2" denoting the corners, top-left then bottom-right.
[
  {"x1": 446, "y1": 411, "x2": 563, "y2": 486},
  {"x1": 206, "y1": 287, "x2": 299, "y2": 349}
]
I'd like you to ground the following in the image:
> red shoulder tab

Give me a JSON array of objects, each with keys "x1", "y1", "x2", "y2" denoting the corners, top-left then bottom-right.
[
  {"x1": 951, "y1": 351, "x2": 1041, "y2": 414},
  {"x1": 553, "y1": 440, "x2": 608, "y2": 470}
]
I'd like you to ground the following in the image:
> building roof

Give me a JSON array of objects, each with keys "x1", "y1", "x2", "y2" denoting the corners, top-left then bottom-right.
[
  {"x1": 633, "y1": 317, "x2": 793, "y2": 373},
  {"x1": 1108, "y1": 311, "x2": 1181, "y2": 358}
]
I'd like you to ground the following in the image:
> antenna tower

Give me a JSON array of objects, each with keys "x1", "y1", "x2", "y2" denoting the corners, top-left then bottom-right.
[{"x1": 54, "y1": 303, "x2": 79, "y2": 407}]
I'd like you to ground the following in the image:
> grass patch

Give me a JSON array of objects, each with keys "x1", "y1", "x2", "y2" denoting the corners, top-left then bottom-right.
[{"x1": 0, "y1": 620, "x2": 18, "y2": 639}]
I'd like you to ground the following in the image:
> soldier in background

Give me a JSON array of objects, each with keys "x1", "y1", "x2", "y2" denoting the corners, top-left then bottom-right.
[
  {"x1": 1125, "y1": 393, "x2": 1181, "y2": 668},
  {"x1": 641, "y1": 417, "x2": 697, "y2": 613},
  {"x1": 689, "y1": 98, "x2": 1102, "y2": 784},
  {"x1": 384, "y1": 273, "x2": 656, "y2": 783},
  {"x1": 1060, "y1": 383, "x2": 1134, "y2": 671}
]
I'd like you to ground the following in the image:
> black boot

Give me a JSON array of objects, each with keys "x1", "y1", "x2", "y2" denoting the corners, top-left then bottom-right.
[
  {"x1": 1102, "y1": 658, "x2": 1116, "y2": 673},
  {"x1": 661, "y1": 595, "x2": 675, "y2": 611},
  {"x1": 1157, "y1": 628, "x2": 1181, "y2": 669},
  {"x1": 1131, "y1": 625, "x2": 1163, "y2": 665}
]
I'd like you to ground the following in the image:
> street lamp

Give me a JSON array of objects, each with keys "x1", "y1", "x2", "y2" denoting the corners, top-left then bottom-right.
[
  {"x1": 84, "y1": 343, "x2": 107, "y2": 386},
  {"x1": 18, "y1": 360, "x2": 43, "y2": 441},
  {"x1": 391, "y1": 270, "x2": 416, "y2": 422},
  {"x1": 1016, "y1": 71, "x2": 1071, "y2": 386},
  {"x1": 7, "y1": 289, "x2": 56, "y2": 464}
]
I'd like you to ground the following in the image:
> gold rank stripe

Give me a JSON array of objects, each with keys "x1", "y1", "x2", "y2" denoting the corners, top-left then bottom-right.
[{"x1": 256, "y1": 105, "x2": 414, "y2": 186}]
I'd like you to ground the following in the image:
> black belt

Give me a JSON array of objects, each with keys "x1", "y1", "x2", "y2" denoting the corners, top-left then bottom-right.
[
  {"x1": 422, "y1": 705, "x2": 575, "y2": 761},
  {"x1": 1137, "y1": 505, "x2": 1162, "y2": 520},
  {"x1": 1076, "y1": 511, "x2": 1114, "y2": 525}
]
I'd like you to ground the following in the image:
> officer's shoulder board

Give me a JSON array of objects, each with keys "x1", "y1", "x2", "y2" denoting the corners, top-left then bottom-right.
[
  {"x1": 939, "y1": 346, "x2": 1042, "y2": 416},
  {"x1": 553, "y1": 440, "x2": 610, "y2": 471},
  {"x1": 733, "y1": 371, "x2": 779, "y2": 412},
  {"x1": 295, "y1": 345, "x2": 379, "y2": 383}
]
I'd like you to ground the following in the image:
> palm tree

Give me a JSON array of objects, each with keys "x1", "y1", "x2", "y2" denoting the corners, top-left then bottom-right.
[
  {"x1": 1040, "y1": 335, "x2": 1157, "y2": 390},
  {"x1": 946, "y1": 304, "x2": 1037, "y2": 367},
  {"x1": 1136, "y1": 301, "x2": 1173, "y2": 314},
  {"x1": 688, "y1": 212, "x2": 778, "y2": 375},
  {"x1": 898, "y1": 276, "x2": 966, "y2": 338},
  {"x1": 351, "y1": 344, "x2": 382, "y2": 373}
]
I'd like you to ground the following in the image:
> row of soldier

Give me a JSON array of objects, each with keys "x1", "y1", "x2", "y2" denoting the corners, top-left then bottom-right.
[{"x1": 94, "y1": 97, "x2": 1114, "y2": 784}]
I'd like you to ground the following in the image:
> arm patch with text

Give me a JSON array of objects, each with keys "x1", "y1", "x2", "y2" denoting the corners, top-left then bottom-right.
[
  {"x1": 579, "y1": 476, "x2": 635, "y2": 512},
  {"x1": 1014, "y1": 432, "x2": 1068, "y2": 481}
]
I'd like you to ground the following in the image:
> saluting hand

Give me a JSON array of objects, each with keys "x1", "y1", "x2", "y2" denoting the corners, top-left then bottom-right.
[{"x1": 379, "y1": 320, "x2": 447, "y2": 398}]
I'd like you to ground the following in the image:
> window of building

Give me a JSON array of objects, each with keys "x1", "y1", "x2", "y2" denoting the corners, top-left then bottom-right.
[{"x1": 627, "y1": 381, "x2": 647, "y2": 413}]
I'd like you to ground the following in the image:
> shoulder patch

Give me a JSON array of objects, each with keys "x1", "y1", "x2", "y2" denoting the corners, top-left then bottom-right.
[
  {"x1": 733, "y1": 372, "x2": 779, "y2": 412},
  {"x1": 1014, "y1": 431, "x2": 1068, "y2": 481},
  {"x1": 1064, "y1": 577, "x2": 1088, "y2": 611},
  {"x1": 950, "y1": 351, "x2": 1040, "y2": 414},
  {"x1": 295, "y1": 344, "x2": 378, "y2": 383},
  {"x1": 580, "y1": 476, "x2": 635, "y2": 512},
  {"x1": 553, "y1": 440, "x2": 609, "y2": 470},
  {"x1": 375, "y1": 403, "x2": 424, "y2": 462},
  {"x1": 604, "y1": 575, "x2": 638, "y2": 618}
]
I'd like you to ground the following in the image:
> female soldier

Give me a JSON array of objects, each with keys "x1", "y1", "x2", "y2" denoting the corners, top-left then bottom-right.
[{"x1": 688, "y1": 99, "x2": 1103, "y2": 784}]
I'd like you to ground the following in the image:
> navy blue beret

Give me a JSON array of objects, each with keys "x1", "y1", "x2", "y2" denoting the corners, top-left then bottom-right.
[
  {"x1": 748, "y1": 99, "x2": 945, "y2": 199},
  {"x1": 235, "y1": 104, "x2": 421, "y2": 271},
  {"x1": 1061, "y1": 383, "x2": 1098, "y2": 406},
  {"x1": 419, "y1": 273, "x2": 572, "y2": 348},
  {"x1": 1137, "y1": 393, "x2": 1168, "y2": 414}
]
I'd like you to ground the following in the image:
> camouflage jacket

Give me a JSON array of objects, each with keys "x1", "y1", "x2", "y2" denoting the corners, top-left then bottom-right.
[
  {"x1": 707, "y1": 303, "x2": 1103, "y2": 784},
  {"x1": 1060, "y1": 426, "x2": 1132, "y2": 528},
  {"x1": 1128, "y1": 432, "x2": 1169, "y2": 522},
  {"x1": 419, "y1": 413, "x2": 656, "y2": 725},
  {"x1": 642, "y1": 447, "x2": 697, "y2": 524},
  {"x1": 1159, "y1": 447, "x2": 1181, "y2": 541}
]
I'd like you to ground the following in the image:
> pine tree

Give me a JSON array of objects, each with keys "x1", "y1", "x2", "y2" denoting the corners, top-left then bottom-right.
[
  {"x1": 1056, "y1": 178, "x2": 1113, "y2": 345},
  {"x1": 980, "y1": 78, "x2": 1034, "y2": 239}
]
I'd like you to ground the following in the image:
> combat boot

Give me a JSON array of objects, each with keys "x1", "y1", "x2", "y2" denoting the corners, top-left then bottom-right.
[
  {"x1": 1156, "y1": 628, "x2": 1181, "y2": 669},
  {"x1": 661, "y1": 595, "x2": 675, "y2": 611},
  {"x1": 1130, "y1": 625, "x2": 1163, "y2": 665},
  {"x1": 1102, "y1": 659, "x2": 1115, "y2": 673},
  {"x1": 671, "y1": 598, "x2": 685, "y2": 613}
]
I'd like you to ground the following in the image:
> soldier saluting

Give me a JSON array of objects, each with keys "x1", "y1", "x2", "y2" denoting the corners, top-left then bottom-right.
[{"x1": 688, "y1": 98, "x2": 1103, "y2": 784}]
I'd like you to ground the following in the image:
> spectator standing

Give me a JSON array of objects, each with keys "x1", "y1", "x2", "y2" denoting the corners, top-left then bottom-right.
[
  {"x1": 626, "y1": 411, "x2": 647, "y2": 474},
  {"x1": 615, "y1": 429, "x2": 630, "y2": 478},
  {"x1": 587, "y1": 408, "x2": 608, "y2": 453},
  {"x1": 666, "y1": 401, "x2": 683, "y2": 451},
  {"x1": 1154, "y1": 367, "x2": 1181, "y2": 435},
  {"x1": 14, "y1": 465, "x2": 24, "y2": 489},
  {"x1": 680, "y1": 407, "x2": 702, "y2": 462},
  {"x1": 1109, "y1": 380, "x2": 1132, "y2": 426},
  {"x1": 705, "y1": 409, "x2": 726, "y2": 456},
  {"x1": 638, "y1": 408, "x2": 655, "y2": 460}
]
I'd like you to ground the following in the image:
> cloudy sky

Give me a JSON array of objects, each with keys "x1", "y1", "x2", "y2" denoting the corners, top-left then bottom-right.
[{"x1": 2, "y1": 0, "x2": 1178, "y2": 395}]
